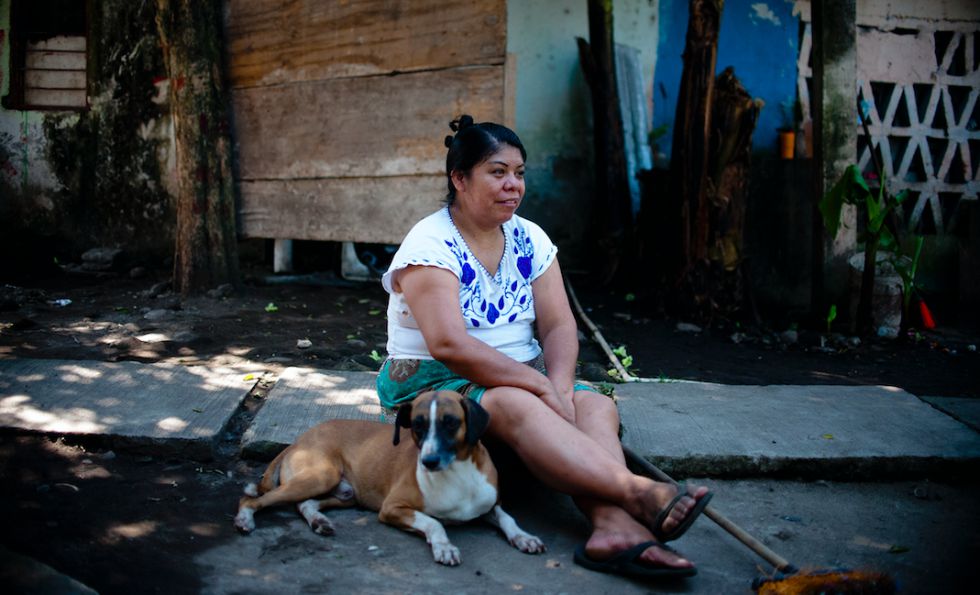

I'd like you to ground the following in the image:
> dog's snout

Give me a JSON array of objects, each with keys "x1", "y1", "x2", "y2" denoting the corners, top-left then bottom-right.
[{"x1": 421, "y1": 454, "x2": 441, "y2": 470}]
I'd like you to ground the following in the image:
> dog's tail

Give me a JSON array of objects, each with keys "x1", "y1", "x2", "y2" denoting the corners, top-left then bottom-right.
[{"x1": 250, "y1": 447, "x2": 288, "y2": 496}]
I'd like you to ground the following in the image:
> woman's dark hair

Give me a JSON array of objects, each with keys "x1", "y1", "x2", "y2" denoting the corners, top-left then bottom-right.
[{"x1": 443, "y1": 115, "x2": 527, "y2": 204}]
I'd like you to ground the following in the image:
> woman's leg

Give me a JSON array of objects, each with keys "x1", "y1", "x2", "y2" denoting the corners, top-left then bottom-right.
[
  {"x1": 570, "y1": 390, "x2": 701, "y2": 567},
  {"x1": 479, "y1": 386, "x2": 707, "y2": 539}
]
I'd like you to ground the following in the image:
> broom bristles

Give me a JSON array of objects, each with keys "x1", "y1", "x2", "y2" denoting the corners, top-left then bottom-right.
[{"x1": 753, "y1": 568, "x2": 896, "y2": 594}]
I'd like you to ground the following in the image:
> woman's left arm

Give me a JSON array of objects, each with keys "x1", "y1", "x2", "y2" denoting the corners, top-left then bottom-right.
[{"x1": 532, "y1": 260, "x2": 580, "y2": 399}]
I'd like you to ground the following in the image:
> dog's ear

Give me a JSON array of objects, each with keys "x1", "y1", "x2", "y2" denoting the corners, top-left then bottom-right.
[
  {"x1": 393, "y1": 404, "x2": 413, "y2": 446},
  {"x1": 462, "y1": 397, "x2": 490, "y2": 446}
]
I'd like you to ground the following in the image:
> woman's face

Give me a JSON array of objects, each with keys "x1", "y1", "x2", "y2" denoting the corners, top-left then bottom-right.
[{"x1": 452, "y1": 145, "x2": 526, "y2": 225}]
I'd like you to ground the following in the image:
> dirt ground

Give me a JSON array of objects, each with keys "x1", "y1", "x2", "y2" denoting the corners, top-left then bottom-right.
[{"x1": 1, "y1": 263, "x2": 977, "y2": 593}]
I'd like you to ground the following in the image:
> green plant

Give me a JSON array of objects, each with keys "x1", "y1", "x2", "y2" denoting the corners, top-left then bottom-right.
[
  {"x1": 825, "y1": 304, "x2": 837, "y2": 333},
  {"x1": 611, "y1": 345, "x2": 633, "y2": 369},
  {"x1": 892, "y1": 235, "x2": 924, "y2": 327},
  {"x1": 819, "y1": 164, "x2": 907, "y2": 335}
]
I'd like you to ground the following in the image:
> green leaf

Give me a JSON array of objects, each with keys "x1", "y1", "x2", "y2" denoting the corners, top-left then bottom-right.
[
  {"x1": 624, "y1": 293, "x2": 636, "y2": 302},
  {"x1": 826, "y1": 304, "x2": 838, "y2": 324},
  {"x1": 819, "y1": 165, "x2": 871, "y2": 235},
  {"x1": 368, "y1": 350, "x2": 383, "y2": 363},
  {"x1": 621, "y1": 355, "x2": 633, "y2": 368},
  {"x1": 264, "y1": 302, "x2": 279, "y2": 313},
  {"x1": 612, "y1": 345, "x2": 628, "y2": 358}
]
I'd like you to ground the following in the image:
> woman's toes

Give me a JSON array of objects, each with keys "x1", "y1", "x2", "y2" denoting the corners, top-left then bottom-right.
[{"x1": 640, "y1": 542, "x2": 694, "y2": 568}]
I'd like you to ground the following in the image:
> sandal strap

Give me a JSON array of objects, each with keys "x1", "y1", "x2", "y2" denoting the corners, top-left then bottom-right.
[{"x1": 605, "y1": 540, "x2": 676, "y2": 564}]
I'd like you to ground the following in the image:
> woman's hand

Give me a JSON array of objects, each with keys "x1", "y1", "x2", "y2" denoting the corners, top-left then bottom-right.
[{"x1": 538, "y1": 384, "x2": 576, "y2": 424}]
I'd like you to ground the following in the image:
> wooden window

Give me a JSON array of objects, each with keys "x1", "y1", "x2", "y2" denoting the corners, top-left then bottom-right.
[{"x1": 3, "y1": 0, "x2": 88, "y2": 110}]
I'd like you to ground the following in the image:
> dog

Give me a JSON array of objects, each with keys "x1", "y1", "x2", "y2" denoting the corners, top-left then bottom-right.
[{"x1": 234, "y1": 390, "x2": 545, "y2": 565}]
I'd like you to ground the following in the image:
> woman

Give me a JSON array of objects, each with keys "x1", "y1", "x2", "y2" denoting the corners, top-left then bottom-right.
[{"x1": 376, "y1": 115, "x2": 711, "y2": 578}]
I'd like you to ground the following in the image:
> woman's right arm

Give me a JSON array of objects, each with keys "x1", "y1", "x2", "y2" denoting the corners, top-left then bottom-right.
[{"x1": 396, "y1": 265, "x2": 573, "y2": 421}]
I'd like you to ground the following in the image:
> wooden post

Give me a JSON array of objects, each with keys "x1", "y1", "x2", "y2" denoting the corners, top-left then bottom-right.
[
  {"x1": 577, "y1": 0, "x2": 633, "y2": 283},
  {"x1": 156, "y1": 0, "x2": 240, "y2": 296},
  {"x1": 668, "y1": 0, "x2": 723, "y2": 275}
]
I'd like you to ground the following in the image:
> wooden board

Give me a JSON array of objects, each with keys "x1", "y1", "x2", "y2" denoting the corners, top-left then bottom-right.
[
  {"x1": 238, "y1": 176, "x2": 445, "y2": 244},
  {"x1": 226, "y1": 0, "x2": 506, "y2": 88},
  {"x1": 233, "y1": 65, "x2": 504, "y2": 180}
]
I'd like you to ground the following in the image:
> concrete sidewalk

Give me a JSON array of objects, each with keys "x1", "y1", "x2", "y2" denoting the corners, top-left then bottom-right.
[
  {"x1": 2, "y1": 358, "x2": 979, "y2": 593},
  {"x1": 2, "y1": 359, "x2": 978, "y2": 477}
]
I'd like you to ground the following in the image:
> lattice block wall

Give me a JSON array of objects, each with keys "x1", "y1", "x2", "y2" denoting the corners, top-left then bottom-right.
[{"x1": 797, "y1": 16, "x2": 979, "y2": 235}]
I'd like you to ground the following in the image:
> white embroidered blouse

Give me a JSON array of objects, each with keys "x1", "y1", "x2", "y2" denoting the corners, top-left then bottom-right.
[{"x1": 382, "y1": 207, "x2": 558, "y2": 362}]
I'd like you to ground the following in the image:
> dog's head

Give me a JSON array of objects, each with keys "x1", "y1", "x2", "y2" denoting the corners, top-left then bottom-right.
[{"x1": 392, "y1": 390, "x2": 490, "y2": 471}]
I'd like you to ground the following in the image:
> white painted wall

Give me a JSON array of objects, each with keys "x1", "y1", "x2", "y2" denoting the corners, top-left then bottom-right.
[{"x1": 506, "y1": 0, "x2": 659, "y2": 257}]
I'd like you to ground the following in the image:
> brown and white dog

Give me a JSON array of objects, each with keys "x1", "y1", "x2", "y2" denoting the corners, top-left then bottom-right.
[{"x1": 234, "y1": 390, "x2": 545, "y2": 565}]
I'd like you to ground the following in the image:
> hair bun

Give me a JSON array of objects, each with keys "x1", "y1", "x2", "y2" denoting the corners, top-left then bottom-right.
[
  {"x1": 444, "y1": 135, "x2": 454, "y2": 148},
  {"x1": 449, "y1": 114, "x2": 475, "y2": 133}
]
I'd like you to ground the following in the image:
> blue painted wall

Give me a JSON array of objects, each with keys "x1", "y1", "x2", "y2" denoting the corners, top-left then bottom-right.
[{"x1": 652, "y1": 0, "x2": 800, "y2": 160}]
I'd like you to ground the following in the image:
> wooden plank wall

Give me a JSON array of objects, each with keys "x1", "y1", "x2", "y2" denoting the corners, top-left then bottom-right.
[{"x1": 225, "y1": 0, "x2": 508, "y2": 244}]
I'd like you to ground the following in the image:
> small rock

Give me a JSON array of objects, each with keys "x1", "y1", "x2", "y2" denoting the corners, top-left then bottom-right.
[
  {"x1": 172, "y1": 330, "x2": 200, "y2": 344},
  {"x1": 264, "y1": 356, "x2": 293, "y2": 364},
  {"x1": 730, "y1": 332, "x2": 746, "y2": 344},
  {"x1": 142, "y1": 280, "x2": 171, "y2": 299},
  {"x1": 297, "y1": 339, "x2": 313, "y2": 349},
  {"x1": 346, "y1": 338, "x2": 368, "y2": 349},
  {"x1": 676, "y1": 322, "x2": 702, "y2": 333},
  {"x1": 578, "y1": 362, "x2": 610, "y2": 382},
  {"x1": 81, "y1": 247, "x2": 124, "y2": 271},
  {"x1": 778, "y1": 330, "x2": 798, "y2": 345},
  {"x1": 847, "y1": 336, "x2": 862, "y2": 348},
  {"x1": 773, "y1": 530, "x2": 794, "y2": 541},
  {"x1": 876, "y1": 325, "x2": 899, "y2": 339},
  {"x1": 207, "y1": 283, "x2": 234, "y2": 299},
  {"x1": 156, "y1": 295, "x2": 182, "y2": 311},
  {"x1": 101, "y1": 450, "x2": 116, "y2": 460},
  {"x1": 143, "y1": 309, "x2": 172, "y2": 321},
  {"x1": 129, "y1": 266, "x2": 147, "y2": 279},
  {"x1": 967, "y1": 344, "x2": 976, "y2": 352}
]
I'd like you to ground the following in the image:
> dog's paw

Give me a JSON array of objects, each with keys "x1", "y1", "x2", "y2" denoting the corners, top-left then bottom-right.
[
  {"x1": 311, "y1": 515, "x2": 335, "y2": 536},
  {"x1": 431, "y1": 542, "x2": 461, "y2": 566},
  {"x1": 234, "y1": 509, "x2": 255, "y2": 534},
  {"x1": 243, "y1": 483, "x2": 259, "y2": 497},
  {"x1": 511, "y1": 533, "x2": 546, "y2": 554}
]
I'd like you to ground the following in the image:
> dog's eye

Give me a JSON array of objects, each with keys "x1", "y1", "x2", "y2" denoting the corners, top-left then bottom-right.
[
  {"x1": 442, "y1": 416, "x2": 460, "y2": 431},
  {"x1": 412, "y1": 417, "x2": 427, "y2": 433}
]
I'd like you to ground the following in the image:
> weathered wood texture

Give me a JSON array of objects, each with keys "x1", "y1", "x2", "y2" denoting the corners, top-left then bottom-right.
[
  {"x1": 233, "y1": 66, "x2": 504, "y2": 180},
  {"x1": 225, "y1": 0, "x2": 506, "y2": 88},
  {"x1": 226, "y1": 0, "x2": 507, "y2": 244},
  {"x1": 239, "y1": 176, "x2": 445, "y2": 244}
]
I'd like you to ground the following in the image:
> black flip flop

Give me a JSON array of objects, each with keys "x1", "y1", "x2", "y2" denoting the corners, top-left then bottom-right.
[
  {"x1": 652, "y1": 484, "x2": 714, "y2": 542},
  {"x1": 573, "y1": 541, "x2": 697, "y2": 579}
]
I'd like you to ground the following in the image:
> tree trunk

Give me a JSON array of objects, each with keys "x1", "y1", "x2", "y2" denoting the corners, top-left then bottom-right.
[
  {"x1": 577, "y1": 0, "x2": 632, "y2": 284},
  {"x1": 665, "y1": 0, "x2": 724, "y2": 316},
  {"x1": 156, "y1": 0, "x2": 240, "y2": 296}
]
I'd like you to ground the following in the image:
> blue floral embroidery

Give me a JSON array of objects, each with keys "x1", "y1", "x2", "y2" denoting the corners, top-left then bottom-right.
[
  {"x1": 444, "y1": 221, "x2": 536, "y2": 327},
  {"x1": 512, "y1": 226, "x2": 534, "y2": 280}
]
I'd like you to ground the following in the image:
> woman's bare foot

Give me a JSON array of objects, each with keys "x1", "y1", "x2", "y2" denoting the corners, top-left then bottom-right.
[
  {"x1": 632, "y1": 480, "x2": 712, "y2": 540},
  {"x1": 584, "y1": 506, "x2": 694, "y2": 569}
]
